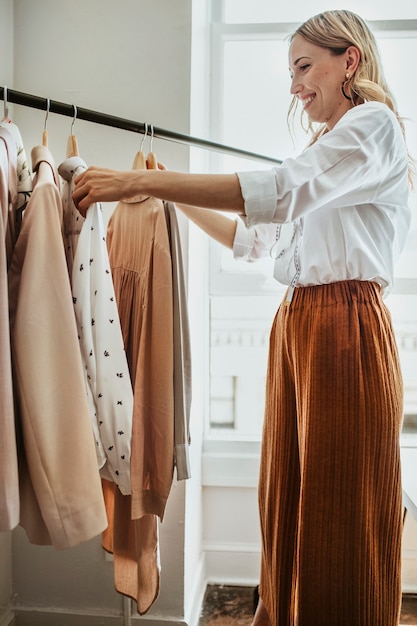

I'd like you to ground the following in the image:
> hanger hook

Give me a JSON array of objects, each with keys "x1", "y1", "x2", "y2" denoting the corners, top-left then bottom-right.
[
  {"x1": 44, "y1": 98, "x2": 50, "y2": 131},
  {"x1": 71, "y1": 104, "x2": 77, "y2": 134},
  {"x1": 149, "y1": 124, "x2": 154, "y2": 153},
  {"x1": 140, "y1": 122, "x2": 148, "y2": 151},
  {"x1": 3, "y1": 85, "x2": 9, "y2": 119}
]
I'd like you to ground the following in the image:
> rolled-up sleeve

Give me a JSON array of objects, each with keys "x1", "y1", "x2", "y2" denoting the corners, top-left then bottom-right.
[
  {"x1": 232, "y1": 217, "x2": 277, "y2": 262},
  {"x1": 232, "y1": 217, "x2": 256, "y2": 260},
  {"x1": 236, "y1": 170, "x2": 278, "y2": 227}
]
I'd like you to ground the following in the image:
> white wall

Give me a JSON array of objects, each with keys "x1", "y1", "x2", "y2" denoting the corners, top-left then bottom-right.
[
  {"x1": 1, "y1": 1, "x2": 205, "y2": 624},
  {"x1": 0, "y1": 0, "x2": 13, "y2": 87},
  {"x1": 12, "y1": 0, "x2": 192, "y2": 171}
]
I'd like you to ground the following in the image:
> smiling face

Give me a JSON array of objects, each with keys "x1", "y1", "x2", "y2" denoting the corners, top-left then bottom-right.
[{"x1": 289, "y1": 34, "x2": 359, "y2": 130}]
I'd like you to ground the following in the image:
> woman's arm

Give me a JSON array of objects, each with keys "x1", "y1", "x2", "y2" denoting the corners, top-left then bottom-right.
[
  {"x1": 73, "y1": 167, "x2": 245, "y2": 217},
  {"x1": 176, "y1": 203, "x2": 238, "y2": 249}
]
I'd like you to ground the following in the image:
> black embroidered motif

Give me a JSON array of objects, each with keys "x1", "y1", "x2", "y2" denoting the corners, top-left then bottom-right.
[
  {"x1": 118, "y1": 430, "x2": 124, "y2": 436},
  {"x1": 104, "y1": 350, "x2": 110, "y2": 357}
]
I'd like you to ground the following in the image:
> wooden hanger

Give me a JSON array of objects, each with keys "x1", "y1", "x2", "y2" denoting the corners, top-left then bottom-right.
[
  {"x1": 66, "y1": 104, "x2": 79, "y2": 157},
  {"x1": 146, "y1": 151, "x2": 158, "y2": 170},
  {"x1": 66, "y1": 134, "x2": 79, "y2": 157},
  {"x1": 132, "y1": 150, "x2": 146, "y2": 169}
]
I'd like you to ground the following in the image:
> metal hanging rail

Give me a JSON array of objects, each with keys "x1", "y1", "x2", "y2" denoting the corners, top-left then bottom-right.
[{"x1": 0, "y1": 86, "x2": 282, "y2": 165}]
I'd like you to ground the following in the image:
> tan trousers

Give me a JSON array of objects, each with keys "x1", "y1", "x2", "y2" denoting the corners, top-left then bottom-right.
[{"x1": 259, "y1": 281, "x2": 403, "y2": 626}]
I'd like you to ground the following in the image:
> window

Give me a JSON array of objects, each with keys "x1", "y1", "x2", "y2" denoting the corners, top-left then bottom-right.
[{"x1": 206, "y1": 0, "x2": 417, "y2": 441}]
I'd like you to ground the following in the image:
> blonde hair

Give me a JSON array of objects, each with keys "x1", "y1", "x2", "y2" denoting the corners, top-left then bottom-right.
[{"x1": 288, "y1": 10, "x2": 415, "y2": 183}]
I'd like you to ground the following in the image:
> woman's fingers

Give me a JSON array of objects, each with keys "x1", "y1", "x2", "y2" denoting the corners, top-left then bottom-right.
[{"x1": 73, "y1": 167, "x2": 131, "y2": 216}]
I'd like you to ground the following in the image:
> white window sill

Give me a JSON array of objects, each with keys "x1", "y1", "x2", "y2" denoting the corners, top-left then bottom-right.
[{"x1": 202, "y1": 439, "x2": 261, "y2": 487}]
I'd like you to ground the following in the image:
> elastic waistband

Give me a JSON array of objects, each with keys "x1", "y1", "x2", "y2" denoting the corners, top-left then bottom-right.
[{"x1": 285, "y1": 281, "x2": 382, "y2": 310}]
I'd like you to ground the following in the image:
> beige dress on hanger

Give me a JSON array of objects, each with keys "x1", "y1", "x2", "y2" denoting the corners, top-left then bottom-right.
[{"x1": 102, "y1": 151, "x2": 175, "y2": 614}]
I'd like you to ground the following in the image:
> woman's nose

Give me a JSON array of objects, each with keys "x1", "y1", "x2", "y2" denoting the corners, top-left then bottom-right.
[{"x1": 290, "y1": 76, "x2": 301, "y2": 96}]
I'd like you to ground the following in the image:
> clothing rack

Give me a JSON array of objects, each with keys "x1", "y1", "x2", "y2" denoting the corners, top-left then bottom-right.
[{"x1": 1, "y1": 86, "x2": 282, "y2": 165}]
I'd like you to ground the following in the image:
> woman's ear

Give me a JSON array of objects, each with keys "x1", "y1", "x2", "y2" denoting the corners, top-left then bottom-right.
[{"x1": 345, "y1": 45, "x2": 360, "y2": 75}]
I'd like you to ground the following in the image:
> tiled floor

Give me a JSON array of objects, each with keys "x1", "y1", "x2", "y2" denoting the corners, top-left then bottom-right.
[{"x1": 198, "y1": 585, "x2": 417, "y2": 625}]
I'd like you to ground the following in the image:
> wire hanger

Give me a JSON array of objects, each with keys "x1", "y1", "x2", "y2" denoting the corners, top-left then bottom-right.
[
  {"x1": 146, "y1": 125, "x2": 158, "y2": 170},
  {"x1": 2, "y1": 86, "x2": 9, "y2": 121},
  {"x1": 132, "y1": 122, "x2": 147, "y2": 170},
  {"x1": 66, "y1": 104, "x2": 79, "y2": 157},
  {"x1": 42, "y1": 98, "x2": 50, "y2": 147}
]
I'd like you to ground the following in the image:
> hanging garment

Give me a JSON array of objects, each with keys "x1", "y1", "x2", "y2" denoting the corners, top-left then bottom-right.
[
  {"x1": 8, "y1": 145, "x2": 108, "y2": 548},
  {"x1": 59, "y1": 156, "x2": 133, "y2": 495},
  {"x1": 0, "y1": 118, "x2": 32, "y2": 243},
  {"x1": 0, "y1": 126, "x2": 19, "y2": 532},
  {"x1": 102, "y1": 184, "x2": 175, "y2": 613},
  {"x1": 163, "y1": 201, "x2": 192, "y2": 480},
  {"x1": 107, "y1": 189, "x2": 175, "y2": 520}
]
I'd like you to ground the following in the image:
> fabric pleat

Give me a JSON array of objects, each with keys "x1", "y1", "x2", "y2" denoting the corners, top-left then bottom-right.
[{"x1": 259, "y1": 280, "x2": 403, "y2": 626}]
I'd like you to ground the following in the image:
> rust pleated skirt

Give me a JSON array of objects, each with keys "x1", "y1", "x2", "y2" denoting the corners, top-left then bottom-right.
[{"x1": 258, "y1": 281, "x2": 403, "y2": 626}]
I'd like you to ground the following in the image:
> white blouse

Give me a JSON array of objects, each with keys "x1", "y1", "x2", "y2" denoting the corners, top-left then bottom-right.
[
  {"x1": 234, "y1": 102, "x2": 411, "y2": 300},
  {"x1": 59, "y1": 156, "x2": 133, "y2": 495}
]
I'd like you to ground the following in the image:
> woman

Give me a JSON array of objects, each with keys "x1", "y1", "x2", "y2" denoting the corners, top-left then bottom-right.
[{"x1": 74, "y1": 10, "x2": 413, "y2": 625}]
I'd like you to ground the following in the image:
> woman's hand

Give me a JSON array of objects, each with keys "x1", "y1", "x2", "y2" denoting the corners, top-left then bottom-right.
[
  {"x1": 73, "y1": 162, "x2": 168, "y2": 216},
  {"x1": 73, "y1": 167, "x2": 138, "y2": 216}
]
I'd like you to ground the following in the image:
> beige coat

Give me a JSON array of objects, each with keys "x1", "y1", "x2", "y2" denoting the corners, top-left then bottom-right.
[{"x1": 8, "y1": 145, "x2": 107, "y2": 548}]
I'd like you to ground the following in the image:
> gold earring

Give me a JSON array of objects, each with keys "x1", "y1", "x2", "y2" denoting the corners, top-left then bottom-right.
[{"x1": 341, "y1": 73, "x2": 352, "y2": 101}]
